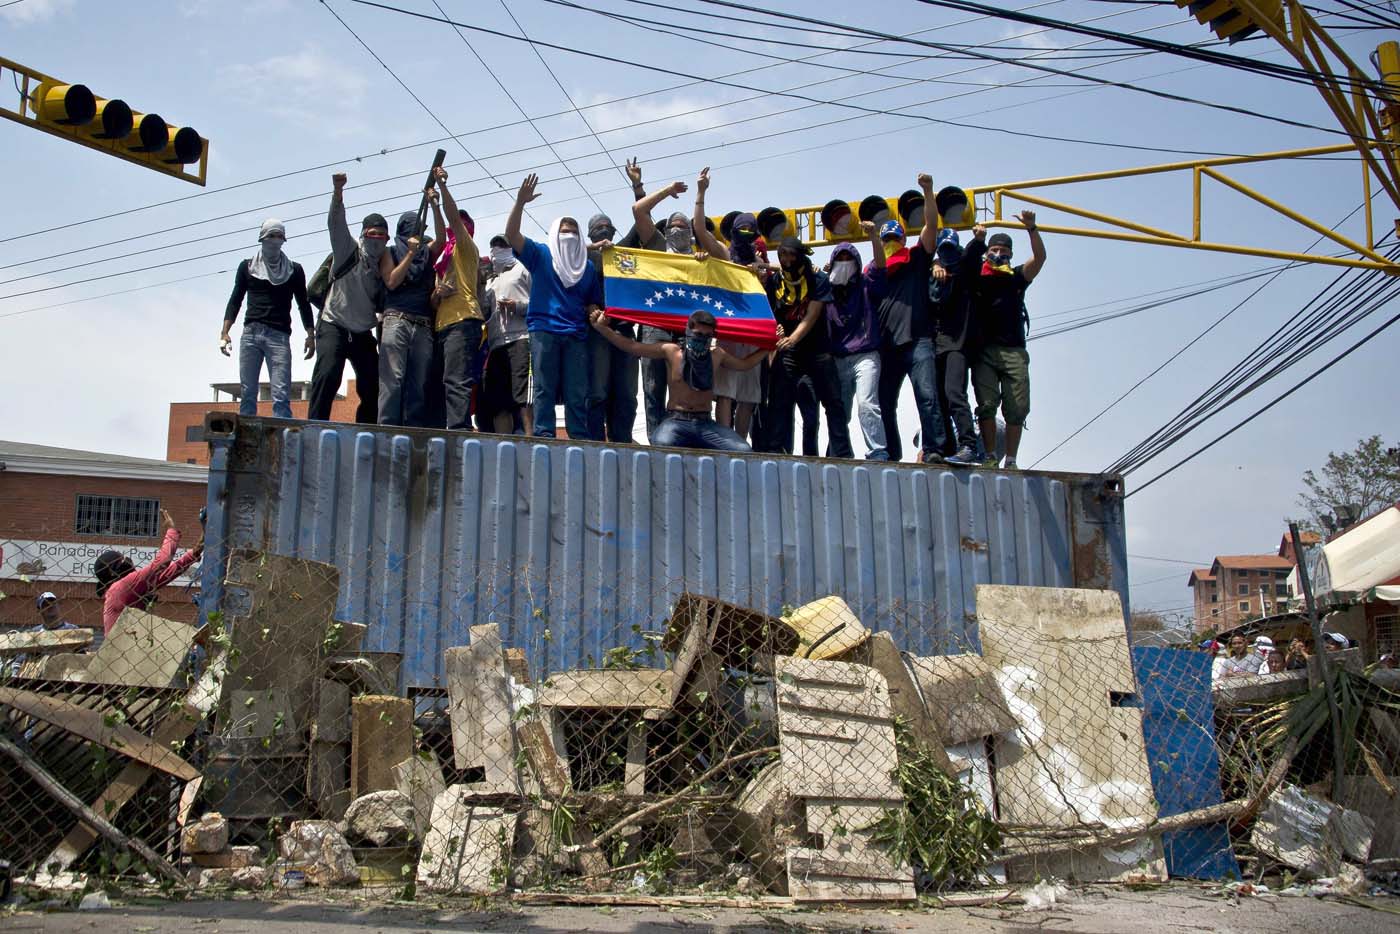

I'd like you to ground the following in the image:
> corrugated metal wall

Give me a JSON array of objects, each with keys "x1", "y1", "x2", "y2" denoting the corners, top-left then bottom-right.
[{"x1": 201, "y1": 417, "x2": 1128, "y2": 688}]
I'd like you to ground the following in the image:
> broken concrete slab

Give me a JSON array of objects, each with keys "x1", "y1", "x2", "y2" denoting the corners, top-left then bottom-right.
[
  {"x1": 343, "y1": 789, "x2": 416, "y2": 848},
  {"x1": 784, "y1": 596, "x2": 869, "y2": 660},
  {"x1": 191, "y1": 865, "x2": 272, "y2": 890},
  {"x1": 976, "y1": 585, "x2": 1166, "y2": 884},
  {"x1": 1336, "y1": 775, "x2": 1400, "y2": 859},
  {"x1": 81, "y1": 609, "x2": 195, "y2": 688},
  {"x1": 350, "y1": 695, "x2": 413, "y2": 799},
  {"x1": 417, "y1": 786, "x2": 518, "y2": 895},
  {"x1": 1251, "y1": 783, "x2": 1342, "y2": 879},
  {"x1": 39, "y1": 653, "x2": 92, "y2": 680},
  {"x1": 308, "y1": 740, "x2": 351, "y2": 821},
  {"x1": 1332, "y1": 805, "x2": 1375, "y2": 864},
  {"x1": 277, "y1": 819, "x2": 359, "y2": 886},
  {"x1": 181, "y1": 812, "x2": 230, "y2": 855},
  {"x1": 227, "y1": 689, "x2": 296, "y2": 743},
  {"x1": 444, "y1": 624, "x2": 520, "y2": 792},
  {"x1": 311, "y1": 680, "x2": 351, "y2": 744},
  {"x1": 189, "y1": 845, "x2": 261, "y2": 869},
  {"x1": 905, "y1": 653, "x2": 1018, "y2": 747},
  {"x1": 1213, "y1": 670, "x2": 1310, "y2": 709},
  {"x1": 536, "y1": 668, "x2": 676, "y2": 710},
  {"x1": 783, "y1": 851, "x2": 916, "y2": 902},
  {"x1": 774, "y1": 657, "x2": 900, "y2": 800},
  {"x1": 833, "y1": 632, "x2": 955, "y2": 776},
  {"x1": 393, "y1": 754, "x2": 447, "y2": 840}
]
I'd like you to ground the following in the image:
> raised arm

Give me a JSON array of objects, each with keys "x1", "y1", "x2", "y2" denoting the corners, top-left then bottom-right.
[
  {"x1": 382, "y1": 234, "x2": 420, "y2": 290},
  {"x1": 426, "y1": 186, "x2": 447, "y2": 261},
  {"x1": 328, "y1": 173, "x2": 357, "y2": 264},
  {"x1": 434, "y1": 167, "x2": 474, "y2": 246},
  {"x1": 632, "y1": 180, "x2": 688, "y2": 246},
  {"x1": 916, "y1": 172, "x2": 939, "y2": 255},
  {"x1": 691, "y1": 167, "x2": 729, "y2": 261},
  {"x1": 625, "y1": 157, "x2": 647, "y2": 204},
  {"x1": 863, "y1": 220, "x2": 884, "y2": 269},
  {"x1": 505, "y1": 173, "x2": 538, "y2": 254},
  {"x1": 589, "y1": 309, "x2": 669, "y2": 358},
  {"x1": 1018, "y1": 209, "x2": 1047, "y2": 282}
]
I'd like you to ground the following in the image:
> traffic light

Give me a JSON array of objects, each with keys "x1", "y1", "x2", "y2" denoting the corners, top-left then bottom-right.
[
  {"x1": 1, "y1": 58, "x2": 209, "y2": 185},
  {"x1": 1173, "y1": 0, "x2": 1282, "y2": 43}
]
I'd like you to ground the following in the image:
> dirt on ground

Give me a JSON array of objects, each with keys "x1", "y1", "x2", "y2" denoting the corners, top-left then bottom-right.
[{"x1": 4, "y1": 884, "x2": 1400, "y2": 934}]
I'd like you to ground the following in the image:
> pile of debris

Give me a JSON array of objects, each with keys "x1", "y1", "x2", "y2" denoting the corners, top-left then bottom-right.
[{"x1": 4, "y1": 553, "x2": 1398, "y2": 906}]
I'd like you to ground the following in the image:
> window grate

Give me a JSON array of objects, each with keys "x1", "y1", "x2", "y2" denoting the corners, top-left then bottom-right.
[{"x1": 75, "y1": 494, "x2": 160, "y2": 537}]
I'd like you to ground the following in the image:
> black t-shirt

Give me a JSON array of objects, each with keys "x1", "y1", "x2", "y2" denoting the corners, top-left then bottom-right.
[
  {"x1": 975, "y1": 264, "x2": 1032, "y2": 349},
  {"x1": 876, "y1": 242, "x2": 933, "y2": 347},
  {"x1": 223, "y1": 260, "x2": 313, "y2": 334},
  {"x1": 931, "y1": 239, "x2": 987, "y2": 353},
  {"x1": 773, "y1": 267, "x2": 834, "y2": 355}
]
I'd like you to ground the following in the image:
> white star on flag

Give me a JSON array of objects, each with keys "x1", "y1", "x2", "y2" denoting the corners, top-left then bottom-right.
[
  {"x1": 690, "y1": 290, "x2": 700, "y2": 300},
  {"x1": 653, "y1": 291, "x2": 664, "y2": 301},
  {"x1": 723, "y1": 309, "x2": 736, "y2": 317},
  {"x1": 644, "y1": 298, "x2": 655, "y2": 307},
  {"x1": 701, "y1": 295, "x2": 713, "y2": 305},
  {"x1": 664, "y1": 287, "x2": 675, "y2": 296}
]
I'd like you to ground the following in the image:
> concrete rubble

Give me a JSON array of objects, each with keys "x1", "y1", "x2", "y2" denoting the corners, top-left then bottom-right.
[
  {"x1": 342, "y1": 790, "x2": 417, "y2": 848},
  {"x1": 180, "y1": 812, "x2": 229, "y2": 856},
  {"x1": 277, "y1": 820, "x2": 359, "y2": 887}
]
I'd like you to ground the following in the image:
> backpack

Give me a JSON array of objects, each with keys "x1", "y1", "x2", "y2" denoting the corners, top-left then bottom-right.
[{"x1": 307, "y1": 248, "x2": 360, "y2": 312}]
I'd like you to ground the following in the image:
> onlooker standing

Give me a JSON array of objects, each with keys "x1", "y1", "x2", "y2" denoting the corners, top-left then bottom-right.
[
  {"x1": 428, "y1": 168, "x2": 484, "y2": 431},
  {"x1": 1212, "y1": 634, "x2": 1260, "y2": 681},
  {"x1": 1285, "y1": 636, "x2": 1310, "y2": 670},
  {"x1": 219, "y1": 219, "x2": 314, "y2": 419},
  {"x1": 483, "y1": 235, "x2": 533, "y2": 434},
  {"x1": 13, "y1": 592, "x2": 82, "y2": 672},
  {"x1": 931, "y1": 224, "x2": 988, "y2": 465},
  {"x1": 505, "y1": 174, "x2": 604, "y2": 439},
  {"x1": 309, "y1": 173, "x2": 387, "y2": 424},
  {"x1": 585, "y1": 212, "x2": 640, "y2": 442},
  {"x1": 766, "y1": 237, "x2": 853, "y2": 458},
  {"x1": 972, "y1": 210, "x2": 1046, "y2": 469},
  {"x1": 379, "y1": 196, "x2": 447, "y2": 427},
  {"x1": 92, "y1": 509, "x2": 202, "y2": 636},
  {"x1": 825, "y1": 223, "x2": 889, "y2": 461},
  {"x1": 876, "y1": 173, "x2": 947, "y2": 463}
]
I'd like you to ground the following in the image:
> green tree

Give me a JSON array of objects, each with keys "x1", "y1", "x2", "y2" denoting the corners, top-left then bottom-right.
[{"x1": 1297, "y1": 435, "x2": 1400, "y2": 530}]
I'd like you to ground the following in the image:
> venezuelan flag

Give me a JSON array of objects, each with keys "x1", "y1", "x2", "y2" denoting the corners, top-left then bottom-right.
[{"x1": 601, "y1": 247, "x2": 777, "y2": 348}]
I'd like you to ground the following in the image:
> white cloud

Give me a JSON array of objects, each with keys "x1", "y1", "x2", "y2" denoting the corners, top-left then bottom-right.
[
  {"x1": 577, "y1": 91, "x2": 737, "y2": 141},
  {"x1": 1, "y1": 0, "x2": 75, "y2": 25},
  {"x1": 216, "y1": 43, "x2": 370, "y2": 139}
]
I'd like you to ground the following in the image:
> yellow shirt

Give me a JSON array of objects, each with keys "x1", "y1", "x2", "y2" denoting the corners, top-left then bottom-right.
[{"x1": 434, "y1": 234, "x2": 483, "y2": 330}]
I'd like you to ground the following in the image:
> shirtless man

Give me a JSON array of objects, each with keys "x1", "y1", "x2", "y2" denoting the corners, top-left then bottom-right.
[{"x1": 588, "y1": 308, "x2": 766, "y2": 451}]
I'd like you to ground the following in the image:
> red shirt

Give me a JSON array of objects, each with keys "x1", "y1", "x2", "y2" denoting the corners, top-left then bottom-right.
[{"x1": 101, "y1": 528, "x2": 200, "y2": 634}]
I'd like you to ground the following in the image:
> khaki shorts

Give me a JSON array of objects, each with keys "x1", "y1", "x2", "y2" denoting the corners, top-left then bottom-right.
[{"x1": 972, "y1": 345, "x2": 1030, "y2": 426}]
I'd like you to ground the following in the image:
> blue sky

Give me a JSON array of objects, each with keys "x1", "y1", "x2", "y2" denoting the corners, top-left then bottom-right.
[{"x1": 1, "y1": 0, "x2": 1395, "y2": 621}]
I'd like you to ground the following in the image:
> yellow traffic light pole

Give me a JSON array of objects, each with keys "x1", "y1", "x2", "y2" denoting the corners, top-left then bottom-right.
[{"x1": 0, "y1": 56, "x2": 208, "y2": 186}]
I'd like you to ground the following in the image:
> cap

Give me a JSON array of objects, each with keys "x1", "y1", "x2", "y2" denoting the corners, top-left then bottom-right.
[
  {"x1": 361, "y1": 212, "x2": 388, "y2": 232},
  {"x1": 878, "y1": 219, "x2": 905, "y2": 241},
  {"x1": 896, "y1": 189, "x2": 925, "y2": 229},
  {"x1": 489, "y1": 235, "x2": 509, "y2": 249},
  {"x1": 587, "y1": 213, "x2": 615, "y2": 242},
  {"x1": 1253, "y1": 635, "x2": 1274, "y2": 648},
  {"x1": 1324, "y1": 631, "x2": 1349, "y2": 647},
  {"x1": 987, "y1": 232, "x2": 1014, "y2": 251},
  {"x1": 458, "y1": 209, "x2": 475, "y2": 238},
  {"x1": 36, "y1": 591, "x2": 57, "y2": 608}
]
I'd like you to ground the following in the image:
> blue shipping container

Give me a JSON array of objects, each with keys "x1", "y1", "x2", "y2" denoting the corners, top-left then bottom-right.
[{"x1": 200, "y1": 415, "x2": 1129, "y2": 688}]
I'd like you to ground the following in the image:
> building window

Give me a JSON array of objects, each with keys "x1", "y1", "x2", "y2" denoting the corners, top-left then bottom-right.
[
  {"x1": 1376, "y1": 614, "x2": 1398, "y2": 656},
  {"x1": 1212, "y1": 608, "x2": 1220, "y2": 617},
  {"x1": 1274, "y1": 583, "x2": 1288, "y2": 596},
  {"x1": 1211, "y1": 594, "x2": 1218, "y2": 603},
  {"x1": 185, "y1": 425, "x2": 203, "y2": 442},
  {"x1": 1239, "y1": 601, "x2": 1250, "y2": 612},
  {"x1": 1238, "y1": 583, "x2": 1249, "y2": 596},
  {"x1": 75, "y1": 494, "x2": 159, "y2": 538}
]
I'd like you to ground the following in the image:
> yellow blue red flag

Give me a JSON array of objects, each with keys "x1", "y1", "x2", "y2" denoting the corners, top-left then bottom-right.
[{"x1": 600, "y1": 247, "x2": 777, "y2": 348}]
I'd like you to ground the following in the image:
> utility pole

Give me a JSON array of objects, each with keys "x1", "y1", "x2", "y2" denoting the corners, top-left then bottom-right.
[{"x1": 1288, "y1": 521, "x2": 1346, "y2": 801}]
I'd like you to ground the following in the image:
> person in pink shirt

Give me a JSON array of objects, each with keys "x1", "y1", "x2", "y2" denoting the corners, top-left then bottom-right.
[{"x1": 93, "y1": 509, "x2": 203, "y2": 635}]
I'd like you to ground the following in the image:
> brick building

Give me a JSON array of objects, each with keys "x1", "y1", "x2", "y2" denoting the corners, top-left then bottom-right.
[
  {"x1": 167, "y1": 380, "x2": 363, "y2": 465},
  {"x1": 0, "y1": 440, "x2": 207, "y2": 636},
  {"x1": 1191, "y1": 553, "x2": 1294, "y2": 632}
]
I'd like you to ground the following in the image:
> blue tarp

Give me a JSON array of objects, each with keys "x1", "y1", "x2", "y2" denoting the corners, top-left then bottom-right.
[{"x1": 1132, "y1": 646, "x2": 1240, "y2": 880}]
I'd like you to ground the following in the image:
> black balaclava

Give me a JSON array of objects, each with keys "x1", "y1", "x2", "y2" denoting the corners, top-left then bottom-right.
[
  {"x1": 392, "y1": 212, "x2": 430, "y2": 282},
  {"x1": 681, "y1": 327, "x2": 714, "y2": 391}
]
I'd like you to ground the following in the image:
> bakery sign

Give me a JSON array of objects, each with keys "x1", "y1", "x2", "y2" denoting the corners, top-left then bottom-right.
[{"x1": 0, "y1": 540, "x2": 197, "y2": 585}]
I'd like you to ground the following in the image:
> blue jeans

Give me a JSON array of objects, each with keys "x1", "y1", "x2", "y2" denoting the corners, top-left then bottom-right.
[
  {"x1": 836, "y1": 350, "x2": 889, "y2": 460},
  {"x1": 531, "y1": 330, "x2": 591, "y2": 439},
  {"x1": 378, "y1": 314, "x2": 434, "y2": 427},
  {"x1": 238, "y1": 322, "x2": 293, "y2": 418},
  {"x1": 587, "y1": 325, "x2": 640, "y2": 443},
  {"x1": 878, "y1": 337, "x2": 946, "y2": 462},
  {"x1": 652, "y1": 414, "x2": 752, "y2": 452}
]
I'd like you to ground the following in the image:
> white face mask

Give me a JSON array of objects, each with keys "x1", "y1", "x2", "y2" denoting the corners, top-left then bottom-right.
[
  {"x1": 828, "y1": 260, "x2": 858, "y2": 286},
  {"x1": 490, "y1": 246, "x2": 515, "y2": 272}
]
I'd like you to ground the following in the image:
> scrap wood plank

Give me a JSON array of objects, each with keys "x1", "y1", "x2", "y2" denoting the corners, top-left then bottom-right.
[
  {"x1": 0, "y1": 628, "x2": 93, "y2": 656},
  {"x1": 976, "y1": 585, "x2": 1166, "y2": 883},
  {"x1": 536, "y1": 668, "x2": 676, "y2": 710},
  {"x1": 0, "y1": 686, "x2": 198, "y2": 780},
  {"x1": 350, "y1": 694, "x2": 413, "y2": 798},
  {"x1": 662, "y1": 593, "x2": 798, "y2": 670}
]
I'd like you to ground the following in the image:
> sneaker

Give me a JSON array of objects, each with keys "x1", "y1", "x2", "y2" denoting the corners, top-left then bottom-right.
[
  {"x1": 979, "y1": 455, "x2": 999, "y2": 468},
  {"x1": 946, "y1": 445, "x2": 978, "y2": 465},
  {"x1": 1001, "y1": 456, "x2": 1019, "y2": 470},
  {"x1": 920, "y1": 451, "x2": 945, "y2": 465}
]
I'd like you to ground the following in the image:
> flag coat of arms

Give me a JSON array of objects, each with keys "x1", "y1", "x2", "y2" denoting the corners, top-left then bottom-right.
[{"x1": 601, "y1": 247, "x2": 778, "y2": 348}]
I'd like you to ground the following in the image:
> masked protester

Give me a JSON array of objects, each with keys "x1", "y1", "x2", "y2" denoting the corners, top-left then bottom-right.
[
  {"x1": 970, "y1": 210, "x2": 1047, "y2": 470},
  {"x1": 218, "y1": 219, "x2": 313, "y2": 420},
  {"x1": 930, "y1": 222, "x2": 990, "y2": 465},
  {"x1": 589, "y1": 309, "x2": 765, "y2": 451},
  {"x1": 825, "y1": 222, "x2": 891, "y2": 461},
  {"x1": 505, "y1": 174, "x2": 604, "y2": 439},
  {"x1": 482, "y1": 235, "x2": 534, "y2": 434},
  {"x1": 378, "y1": 189, "x2": 448, "y2": 427},
  {"x1": 757, "y1": 237, "x2": 854, "y2": 458},
  {"x1": 629, "y1": 176, "x2": 694, "y2": 441},
  {"x1": 93, "y1": 509, "x2": 202, "y2": 637},
  {"x1": 308, "y1": 173, "x2": 387, "y2": 424},
  {"x1": 875, "y1": 173, "x2": 949, "y2": 464},
  {"x1": 425, "y1": 168, "x2": 485, "y2": 432},
  {"x1": 582, "y1": 212, "x2": 640, "y2": 443}
]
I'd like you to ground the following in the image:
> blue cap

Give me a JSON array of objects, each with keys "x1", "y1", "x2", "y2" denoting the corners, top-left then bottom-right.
[{"x1": 879, "y1": 219, "x2": 905, "y2": 241}]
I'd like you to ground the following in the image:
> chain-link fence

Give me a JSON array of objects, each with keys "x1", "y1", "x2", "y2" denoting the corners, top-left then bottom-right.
[{"x1": 2, "y1": 526, "x2": 1397, "y2": 904}]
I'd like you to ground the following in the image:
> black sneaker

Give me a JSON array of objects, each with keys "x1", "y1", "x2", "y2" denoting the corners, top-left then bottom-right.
[{"x1": 920, "y1": 451, "x2": 945, "y2": 465}]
